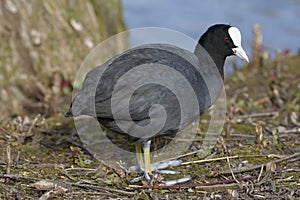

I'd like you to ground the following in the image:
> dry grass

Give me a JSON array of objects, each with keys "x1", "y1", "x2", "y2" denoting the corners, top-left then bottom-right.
[{"x1": 0, "y1": 0, "x2": 127, "y2": 119}]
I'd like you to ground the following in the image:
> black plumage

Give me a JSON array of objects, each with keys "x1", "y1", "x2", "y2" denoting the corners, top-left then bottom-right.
[{"x1": 66, "y1": 24, "x2": 249, "y2": 182}]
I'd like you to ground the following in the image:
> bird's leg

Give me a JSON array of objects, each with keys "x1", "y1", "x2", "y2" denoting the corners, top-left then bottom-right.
[
  {"x1": 143, "y1": 140, "x2": 152, "y2": 182},
  {"x1": 135, "y1": 143, "x2": 144, "y2": 172},
  {"x1": 130, "y1": 142, "x2": 191, "y2": 185}
]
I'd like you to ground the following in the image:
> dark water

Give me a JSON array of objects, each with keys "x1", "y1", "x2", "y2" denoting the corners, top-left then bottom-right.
[{"x1": 122, "y1": 0, "x2": 300, "y2": 58}]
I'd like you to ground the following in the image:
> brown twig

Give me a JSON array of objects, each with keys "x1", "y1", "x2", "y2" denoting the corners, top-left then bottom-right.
[
  {"x1": 218, "y1": 152, "x2": 300, "y2": 175},
  {"x1": 5, "y1": 145, "x2": 11, "y2": 184},
  {"x1": 129, "y1": 182, "x2": 246, "y2": 192},
  {"x1": 6, "y1": 145, "x2": 11, "y2": 175},
  {"x1": 181, "y1": 154, "x2": 265, "y2": 166},
  {"x1": 27, "y1": 114, "x2": 41, "y2": 136},
  {"x1": 279, "y1": 128, "x2": 300, "y2": 134},
  {"x1": 255, "y1": 124, "x2": 263, "y2": 145},
  {"x1": 22, "y1": 163, "x2": 66, "y2": 168},
  {"x1": 65, "y1": 167, "x2": 96, "y2": 171},
  {"x1": 158, "y1": 147, "x2": 211, "y2": 163},
  {"x1": 235, "y1": 111, "x2": 278, "y2": 119},
  {"x1": 65, "y1": 191, "x2": 123, "y2": 198},
  {"x1": 15, "y1": 151, "x2": 20, "y2": 166},
  {"x1": 227, "y1": 156, "x2": 239, "y2": 183},
  {"x1": 257, "y1": 164, "x2": 264, "y2": 182},
  {"x1": 229, "y1": 134, "x2": 255, "y2": 138},
  {"x1": 252, "y1": 23, "x2": 263, "y2": 66},
  {"x1": 5, "y1": 145, "x2": 11, "y2": 183}
]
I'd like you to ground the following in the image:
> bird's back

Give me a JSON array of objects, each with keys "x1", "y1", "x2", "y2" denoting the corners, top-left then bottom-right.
[{"x1": 67, "y1": 43, "x2": 221, "y2": 141}]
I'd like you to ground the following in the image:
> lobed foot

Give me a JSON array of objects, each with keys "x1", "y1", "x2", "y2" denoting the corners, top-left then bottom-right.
[
  {"x1": 129, "y1": 159, "x2": 191, "y2": 185},
  {"x1": 129, "y1": 159, "x2": 182, "y2": 173}
]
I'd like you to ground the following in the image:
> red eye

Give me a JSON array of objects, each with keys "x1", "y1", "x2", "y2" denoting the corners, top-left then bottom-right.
[{"x1": 224, "y1": 37, "x2": 229, "y2": 42}]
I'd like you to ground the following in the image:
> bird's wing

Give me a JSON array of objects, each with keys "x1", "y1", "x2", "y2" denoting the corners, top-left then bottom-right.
[
  {"x1": 68, "y1": 44, "x2": 211, "y2": 124},
  {"x1": 68, "y1": 45, "x2": 159, "y2": 117}
]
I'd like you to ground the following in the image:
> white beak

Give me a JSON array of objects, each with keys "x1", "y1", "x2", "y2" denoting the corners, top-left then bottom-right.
[
  {"x1": 228, "y1": 27, "x2": 249, "y2": 63},
  {"x1": 232, "y1": 46, "x2": 249, "y2": 63}
]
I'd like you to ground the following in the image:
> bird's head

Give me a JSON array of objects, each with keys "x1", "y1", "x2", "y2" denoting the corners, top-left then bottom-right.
[{"x1": 199, "y1": 24, "x2": 249, "y2": 63}]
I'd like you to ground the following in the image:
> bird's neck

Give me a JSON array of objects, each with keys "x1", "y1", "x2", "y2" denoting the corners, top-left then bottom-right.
[
  {"x1": 207, "y1": 52, "x2": 225, "y2": 79},
  {"x1": 194, "y1": 42, "x2": 226, "y2": 80},
  {"x1": 193, "y1": 42, "x2": 226, "y2": 107}
]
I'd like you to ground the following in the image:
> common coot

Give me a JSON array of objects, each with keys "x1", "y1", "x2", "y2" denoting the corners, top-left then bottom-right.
[{"x1": 66, "y1": 24, "x2": 249, "y2": 183}]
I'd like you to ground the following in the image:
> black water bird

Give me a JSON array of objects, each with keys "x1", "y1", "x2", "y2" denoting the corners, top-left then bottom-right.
[{"x1": 65, "y1": 24, "x2": 249, "y2": 183}]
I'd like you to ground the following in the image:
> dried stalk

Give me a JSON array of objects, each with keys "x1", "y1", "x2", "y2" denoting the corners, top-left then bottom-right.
[
  {"x1": 218, "y1": 152, "x2": 300, "y2": 175},
  {"x1": 235, "y1": 111, "x2": 278, "y2": 119}
]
